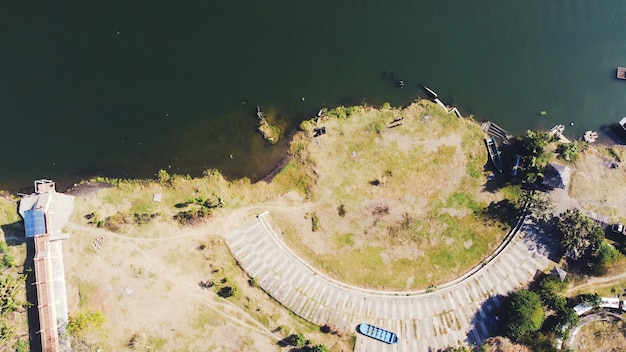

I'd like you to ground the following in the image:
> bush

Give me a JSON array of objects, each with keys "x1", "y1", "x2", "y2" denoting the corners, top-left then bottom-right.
[
  {"x1": 1, "y1": 253, "x2": 15, "y2": 269},
  {"x1": 66, "y1": 310, "x2": 105, "y2": 338},
  {"x1": 248, "y1": 277, "x2": 259, "y2": 288},
  {"x1": 594, "y1": 242, "x2": 621, "y2": 272},
  {"x1": 217, "y1": 283, "x2": 238, "y2": 298},
  {"x1": 157, "y1": 169, "x2": 171, "y2": 184},
  {"x1": 337, "y1": 204, "x2": 346, "y2": 217},
  {"x1": 311, "y1": 344, "x2": 331, "y2": 352},
  {"x1": 289, "y1": 332, "x2": 308, "y2": 347},
  {"x1": 311, "y1": 214, "x2": 319, "y2": 232}
]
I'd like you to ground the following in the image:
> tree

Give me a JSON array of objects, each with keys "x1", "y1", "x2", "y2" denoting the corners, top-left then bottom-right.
[
  {"x1": 535, "y1": 275, "x2": 568, "y2": 311},
  {"x1": 593, "y1": 242, "x2": 622, "y2": 273},
  {"x1": 521, "y1": 191, "x2": 554, "y2": 223},
  {"x1": 503, "y1": 290, "x2": 545, "y2": 341},
  {"x1": 578, "y1": 293, "x2": 602, "y2": 308},
  {"x1": 552, "y1": 307, "x2": 579, "y2": 338},
  {"x1": 289, "y1": 332, "x2": 308, "y2": 347},
  {"x1": 520, "y1": 130, "x2": 554, "y2": 171},
  {"x1": 556, "y1": 141, "x2": 580, "y2": 163},
  {"x1": 555, "y1": 209, "x2": 603, "y2": 261}
]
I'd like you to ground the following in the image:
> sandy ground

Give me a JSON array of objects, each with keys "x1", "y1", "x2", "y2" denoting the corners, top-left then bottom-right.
[{"x1": 63, "y1": 186, "x2": 353, "y2": 351}]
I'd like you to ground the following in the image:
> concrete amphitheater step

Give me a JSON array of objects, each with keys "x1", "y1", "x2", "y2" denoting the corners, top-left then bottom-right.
[{"x1": 225, "y1": 215, "x2": 558, "y2": 350}]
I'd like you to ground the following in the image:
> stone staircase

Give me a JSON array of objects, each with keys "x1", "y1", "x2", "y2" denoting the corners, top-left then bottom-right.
[{"x1": 225, "y1": 216, "x2": 556, "y2": 351}]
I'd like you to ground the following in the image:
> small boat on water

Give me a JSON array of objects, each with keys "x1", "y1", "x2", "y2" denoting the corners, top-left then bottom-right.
[
  {"x1": 617, "y1": 67, "x2": 626, "y2": 80},
  {"x1": 357, "y1": 323, "x2": 399, "y2": 344},
  {"x1": 485, "y1": 137, "x2": 503, "y2": 173}
]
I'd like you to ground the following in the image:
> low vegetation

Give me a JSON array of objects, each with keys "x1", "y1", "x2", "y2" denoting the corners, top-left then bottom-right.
[
  {"x1": 0, "y1": 197, "x2": 29, "y2": 351},
  {"x1": 555, "y1": 208, "x2": 623, "y2": 275}
]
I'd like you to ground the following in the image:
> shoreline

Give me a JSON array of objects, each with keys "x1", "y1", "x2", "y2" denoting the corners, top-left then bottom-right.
[{"x1": 2, "y1": 96, "x2": 625, "y2": 194}]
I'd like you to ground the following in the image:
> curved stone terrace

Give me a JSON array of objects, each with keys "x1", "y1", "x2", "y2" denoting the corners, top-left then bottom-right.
[{"x1": 225, "y1": 211, "x2": 559, "y2": 351}]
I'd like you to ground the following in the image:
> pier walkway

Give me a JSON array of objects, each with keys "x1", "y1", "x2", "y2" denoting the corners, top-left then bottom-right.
[
  {"x1": 481, "y1": 121, "x2": 514, "y2": 144},
  {"x1": 225, "y1": 213, "x2": 558, "y2": 350}
]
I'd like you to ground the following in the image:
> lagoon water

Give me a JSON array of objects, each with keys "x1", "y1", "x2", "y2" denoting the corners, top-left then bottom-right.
[{"x1": 2, "y1": 1, "x2": 626, "y2": 190}]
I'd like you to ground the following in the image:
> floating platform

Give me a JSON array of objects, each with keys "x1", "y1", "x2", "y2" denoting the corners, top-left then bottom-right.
[
  {"x1": 357, "y1": 323, "x2": 399, "y2": 344},
  {"x1": 618, "y1": 67, "x2": 626, "y2": 80},
  {"x1": 583, "y1": 130, "x2": 598, "y2": 143}
]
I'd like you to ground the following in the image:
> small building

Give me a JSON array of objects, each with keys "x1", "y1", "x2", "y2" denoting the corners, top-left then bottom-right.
[
  {"x1": 551, "y1": 266, "x2": 567, "y2": 281},
  {"x1": 573, "y1": 302, "x2": 593, "y2": 316},
  {"x1": 600, "y1": 297, "x2": 620, "y2": 309}
]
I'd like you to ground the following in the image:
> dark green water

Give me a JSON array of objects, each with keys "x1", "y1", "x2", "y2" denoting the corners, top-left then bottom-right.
[{"x1": 2, "y1": 1, "x2": 626, "y2": 190}]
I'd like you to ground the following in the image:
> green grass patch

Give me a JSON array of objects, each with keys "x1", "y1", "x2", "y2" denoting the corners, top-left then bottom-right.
[
  {"x1": 77, "y1": 281, "x2": 96, "y2": 307},
  {"x1": 445, "y1": 192, "x2": 482, "y2": 213},
  {"x1": 272, "y1": 161, "x2": 314, "y2": 197},
  {"x1": 334, "y1": 233, "x2": 355, "y2": 247}
]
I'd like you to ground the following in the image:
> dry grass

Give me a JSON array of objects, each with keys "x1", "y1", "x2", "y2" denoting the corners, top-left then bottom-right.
[
  {"x1": 571, "y1": 319, "x2": 626, "y2": 352},
  {"x1": 570, "y1": 148, "x2": 626, "y2": 204},
  {"x1": 270, "y1": 101, "x2": 508, "y2": 289}
]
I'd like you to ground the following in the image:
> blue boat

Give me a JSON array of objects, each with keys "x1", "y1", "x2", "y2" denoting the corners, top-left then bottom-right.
[
  {"x1": 484, "y1": 137, "x2": 503, "y2": 173},
  {"x1": 357, "y1": 323, "x2": 399, "y2": 344}
]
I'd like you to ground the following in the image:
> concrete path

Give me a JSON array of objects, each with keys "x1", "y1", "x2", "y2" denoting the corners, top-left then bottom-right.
[{"x1": 225, "y1": 214, "x2": 558, "y2": 351}]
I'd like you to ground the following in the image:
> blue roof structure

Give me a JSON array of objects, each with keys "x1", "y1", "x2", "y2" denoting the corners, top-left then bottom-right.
[{"x1": 24, "y1": 209, "x2": 46, "y2": 237}]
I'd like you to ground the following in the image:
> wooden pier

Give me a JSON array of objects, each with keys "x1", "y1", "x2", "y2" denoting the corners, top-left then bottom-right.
[
  {"x1": 549, "y1": 124, "x2": 570, "y2": 143},
  {"x1": 481, "y1": 121, "x2": 514, "y2": 144},
  {"x1": 617, "y1": 67, "x2": 626, "y2": 80},
  {"x1": 422, "y1": 85, "x2": 464, "y2": 118}
]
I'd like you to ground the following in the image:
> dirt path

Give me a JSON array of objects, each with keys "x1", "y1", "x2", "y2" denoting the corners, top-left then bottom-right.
[{"x1": 565, "y1": 271, "x2": 626, "y2": 296}]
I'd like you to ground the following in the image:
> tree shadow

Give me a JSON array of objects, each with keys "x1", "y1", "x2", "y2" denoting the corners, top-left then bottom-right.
[
  {"x1": 481, "y1": 199, "x2": 520, "y2": 228},
  {"x1": 607, "y1": 123, "x2": 626, "y2": 144},
  {"x1": 519, "y1": 219, "x2": 563, "y2": 264},
  {"x1": 0, "y1": 220, "x2": 26, "y2": 246},
  {"x1": 465, "y1": 293, "x2": 507, "y2": 346}
]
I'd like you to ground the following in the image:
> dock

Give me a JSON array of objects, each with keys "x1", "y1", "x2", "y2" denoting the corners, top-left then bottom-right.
[
  {"x1": 481, "y1": 121, "x2": 514, "y2": 144},
  {"x1": 617, "y1": 67, "x2": 626, "y2": 80},
  {"x1": 422, "y1": 85, "x2": 464, "y2": 118},
  {"x1": 549, "y1": 124, "x2": 570, "y2": 143}
]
